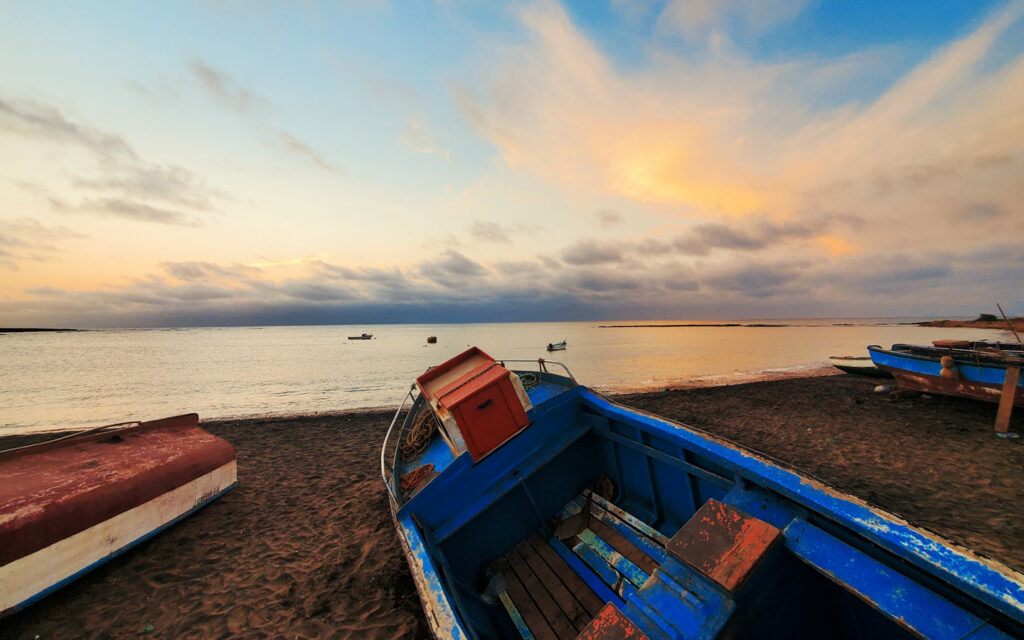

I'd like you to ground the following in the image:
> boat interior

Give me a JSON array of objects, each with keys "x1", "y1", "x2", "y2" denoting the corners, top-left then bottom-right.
[{"x1": 383, "y1": 364, "x2": 1022, "y2": 640}]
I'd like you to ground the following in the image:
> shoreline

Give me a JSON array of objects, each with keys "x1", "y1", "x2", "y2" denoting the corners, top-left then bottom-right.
[
  {"x1": 0, "y1": 365, "x2": 841, "y2": 438},
  {"x1": 3, "y1": 374, "x2": 1023, "y2": 638}
]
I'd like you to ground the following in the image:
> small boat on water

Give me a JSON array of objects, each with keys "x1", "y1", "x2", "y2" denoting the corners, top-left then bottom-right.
[
  {"x1": 382, "y1": 347, "x2": 1024, "y2": 639},
  {"x1": 0, "y1": 414, "x2": 236, "y2": 617},
  {"x1": 428, "y1": 336, "x2": 438, "y2": 344},
  {"x1": 868, "y1": 341, "x2": 1024, "y2": 406},
  {"x1": 827, "y1": 355, "x2": 892, "y2": 378},
  {"x1": 546, "y1": 339, "x2": 567, "y2": 351},
  {"x1": 348, "y1": 333, "x2": 373, "y2": 340}
]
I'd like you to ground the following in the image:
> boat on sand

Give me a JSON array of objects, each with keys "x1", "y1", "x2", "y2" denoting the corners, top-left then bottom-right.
[
  {"x1": 827, "y1": 355, "x2": 892, "y2": 378},
  {"x1": 0, "y1": 414, "x2": 236, "y2": 617},
  {"x1": 868, "y1": 341, "x2": 1024, "y2": 407},
  {"x1": 382, "y1": 347, "x2": 1024, "y2": 639},
  {"x1": 348, "y1": 333, "x2": 373, "y2": 340}
]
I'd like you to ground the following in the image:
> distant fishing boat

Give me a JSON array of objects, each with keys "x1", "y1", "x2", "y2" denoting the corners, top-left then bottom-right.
[
  {"x1": 427, "y1": 336, "x2": 438, "y2": 344},
  {"x1": 546, "y1": 339, "x2": 567, "y2": 351},
  {"x1": 348, "y1": 333, "x2": 373, "y2": 340},
  {"x1": 382, "y1": 347, "x2": 1024, "y2": 639},
  {"x1": 0, "y1": 414, "x2": 236, "y2": 617},
  {"x1": 868, "y1": 341, "x2": 1024, "y2": 406},
  {"x1": 827, "y1": 355, "x2": 892, "y2": 378}
]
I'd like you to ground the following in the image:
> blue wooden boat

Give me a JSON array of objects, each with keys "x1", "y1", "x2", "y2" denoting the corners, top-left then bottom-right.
[
  {"x1": 382, "y1": 347, "x2": 1024, "y2": 639},
  {"x1": 547, "y1": 339, "x2": 567, "y2": 352},
  {"x1": 868, "y1": 342, "x2": 1024, "y2": 407}
]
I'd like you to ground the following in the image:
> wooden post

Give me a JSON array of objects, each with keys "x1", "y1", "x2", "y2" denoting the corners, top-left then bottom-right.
[{"x1": 995, "y1": 365, "x2": 1020, "y2": 434}]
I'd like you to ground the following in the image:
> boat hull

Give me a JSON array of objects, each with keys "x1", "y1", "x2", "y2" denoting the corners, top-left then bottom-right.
[
  {"x1": 869, "y1": 346, "x2": 1024, "y2": 407},
  {"x1": 0, "y1": 414, "x2": 237, "y2": 617},
  {"x1": 384, "y1": 355, "x2": 1024, "y2": 639}
]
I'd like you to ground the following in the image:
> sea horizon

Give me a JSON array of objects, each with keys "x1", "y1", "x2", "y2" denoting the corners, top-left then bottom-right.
[{"x1": 1, "y1": 318, "x2": 1016, "y2": 435}]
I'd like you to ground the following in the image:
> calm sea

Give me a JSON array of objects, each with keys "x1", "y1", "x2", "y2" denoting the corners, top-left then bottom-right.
[{"x1": 0, "y1": 320, "x2": 1014, "y2": 434}]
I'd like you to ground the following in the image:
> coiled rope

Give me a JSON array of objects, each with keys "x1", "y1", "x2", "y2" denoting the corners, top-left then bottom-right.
[
  {"x1": 400, "y1": 407, "x2": 438, "y2": 460},
  {"x1": 517, "y1": 372, "x2": 539, "y2": 391}
]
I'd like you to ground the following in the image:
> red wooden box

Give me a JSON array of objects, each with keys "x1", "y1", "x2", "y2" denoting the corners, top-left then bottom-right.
[{"x1": 417, "y1": 347, "x2": 530, "y2": 461}]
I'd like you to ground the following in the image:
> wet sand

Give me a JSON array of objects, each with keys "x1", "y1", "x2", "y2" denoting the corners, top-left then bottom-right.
[{"x1": 3, "y1": 375, "x2": 1023, "y2": 638}]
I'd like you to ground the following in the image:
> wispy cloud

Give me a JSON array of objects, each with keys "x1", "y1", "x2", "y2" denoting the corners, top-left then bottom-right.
[
  {"x1": 402, "y1": 116, "x2": 451, "y2": 160},
  {"x1": 276, "y1": 131, "x2": 344, "y2": 174},
  {"x1": 0, "y1": 217, "x2": 86, "y2": 270},
  {"x1": 0, "y1": 96, "x2": 135, "y2": 160},
  {"x1": 188, "y1": 58, "x2": 263, "y2": 115},
  {"x1": 2, "y1": 95, "x2": 226, "y2": 226}
]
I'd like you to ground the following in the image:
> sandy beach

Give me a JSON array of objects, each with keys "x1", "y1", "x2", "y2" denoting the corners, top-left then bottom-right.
[{"x1": 3, "y1": 374, "x2": 1023, "y2": 639}]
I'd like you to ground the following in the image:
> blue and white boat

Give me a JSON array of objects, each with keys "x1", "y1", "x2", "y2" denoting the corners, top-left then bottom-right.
[
  {"x1": 868, "y1": 342, "x2": 1024, "y2": 407},
  {"x1": 382, "y1": 347, "x2": 1024, "y2": 639}
]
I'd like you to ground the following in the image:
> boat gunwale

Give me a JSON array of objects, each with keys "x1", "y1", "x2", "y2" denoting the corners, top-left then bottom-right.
[{"x1": 868, "y1": 345, "x2": 1024, "y2": 371}]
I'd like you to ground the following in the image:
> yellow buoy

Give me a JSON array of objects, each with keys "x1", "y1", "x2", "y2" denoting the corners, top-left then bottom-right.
[
  {"x1": 940, "y1": 355, "x2": 955, "y2": 369},
  {"x1": 940, "y1": 367, "x2": 957, "y2": 379}
]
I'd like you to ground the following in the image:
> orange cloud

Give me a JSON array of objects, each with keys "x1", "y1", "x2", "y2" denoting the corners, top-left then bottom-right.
[{"x1": 816, "y1": 235, "x2": 859, "y2": 256}]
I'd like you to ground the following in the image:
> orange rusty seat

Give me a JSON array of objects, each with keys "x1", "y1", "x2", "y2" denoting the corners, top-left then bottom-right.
[{"x1": 666, "y1": 499, "x2": 781, "y2": 593}]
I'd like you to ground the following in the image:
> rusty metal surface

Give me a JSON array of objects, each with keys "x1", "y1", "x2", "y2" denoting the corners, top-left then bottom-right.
[
  {"x1": 883, "y1": 367, "x2": 1024, "y2": 407},
  {"x1": 575, "y1": 603, "x2": 649, "y2": 640},
  {"x1": 0, "y1": 414, "x2": 235, "y2": 565},
  {"x1": 666, "y1": 498, "x2": 781, "y2": 593}
]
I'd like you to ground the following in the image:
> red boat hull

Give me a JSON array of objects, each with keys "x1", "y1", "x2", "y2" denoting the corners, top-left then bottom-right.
[{"x1": 0, "y1": 414, "x2": 236, "y2": 616}]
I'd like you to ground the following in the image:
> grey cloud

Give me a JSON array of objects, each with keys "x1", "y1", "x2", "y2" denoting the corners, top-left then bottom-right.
[
  {"x1": 277, "y1": 132, "x2": 343, "y2": 174},
  {"x1": 72, "y1": 164, "x2": 221, "y2": 211},
  {"x1": 871, "y1": 155, "x2": 1017, "y2": 198},
  {"x1": 954, "y1": 202, "x2": 1005, "y2": 221},
  {"x1": 59, "y1": 197, "x2": 202, "y2": 227},
  {"x1": 0, "y1": 217, "x2": 87, "y2": 270},
  {"x1": 573, "y1": 270, "x2": 642, "y2": 292},
  {"x1": 674, "y1": 224, "x2": 765, "y2": 255},
  {"x1": 271, "y1": 280, "x2": 357, "y2": 302},
  {"x1": 596, "y1": 209, "x2": 623, "y2": 227},
  {"x1": 562, "y1": 239, "x2": 624, "y2": 266},
  {"x1": 538, "y1": 255, "x2": 562, "y2": 269},
  {"x1": 188, "y1": 58, "x2": 262, "y2": 115},
  {"x1": 3, "y1": 96, "x2": 224, "y2": 226},
  {"x1": 316, "y1": 263, "x2": 412, "y2": 291},
  {"x1": 420, "y1": 250, "x2": 488, "y2": 287},
  {"x1": 163, "y1": 261, "x2": 261, "y2": 282},
  {"x1": 0, "y1": 96, "x2": 136, "y2": 160},
  {"x1": 469, "y1": 221, "x2": 511, "y2": 243},
  {"x1": 705, "y1": 265, "x2": 801, "y2": 298},
  {"x1": 493, "y1": 260, "x2": 545, "y2": 277}
]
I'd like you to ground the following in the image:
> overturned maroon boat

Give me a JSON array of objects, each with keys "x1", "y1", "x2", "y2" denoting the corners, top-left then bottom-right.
[{"x1": 0, "y1": 414, "x2": 237, "y2": 617}]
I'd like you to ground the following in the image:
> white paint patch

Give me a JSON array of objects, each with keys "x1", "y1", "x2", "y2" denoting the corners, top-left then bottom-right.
[{"x1": 0, "y1": 461, "x2": 236, "y2": 615}]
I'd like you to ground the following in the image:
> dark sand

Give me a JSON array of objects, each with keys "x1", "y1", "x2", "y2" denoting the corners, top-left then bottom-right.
[{"x1": 3, "y1": 375, "x2": 1023, "y2": 638}]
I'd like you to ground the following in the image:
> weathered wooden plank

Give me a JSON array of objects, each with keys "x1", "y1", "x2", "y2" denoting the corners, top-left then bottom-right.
[
  {"x1": 507, "y1": 547, "x2": 577, "y2": 639},
  {"x1": 516, "y1": 540, "x2": 590, "y2": 631},
  {"x1": 589, "y1": 517, "x2": 660, "y2": 576},
  {"x1": 995, "y1": 366, "x2": 1019, "y2": 434},
  {"x1": 496, "y1": 558, "x2": 558, "y2": 640},
  {"x1": 498, "y1": 590, "x2": 536, "y2": 640},
  {"x1": 528, "y1": 536, "x2": 604, "y2": 617}
]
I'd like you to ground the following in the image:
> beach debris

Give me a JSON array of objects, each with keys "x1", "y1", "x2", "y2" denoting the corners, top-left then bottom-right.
[{"x1": 873, "y1": 385, "x2": 893, "y2": 394}]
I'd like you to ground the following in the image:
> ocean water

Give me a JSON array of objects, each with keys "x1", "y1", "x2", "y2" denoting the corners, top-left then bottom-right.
[{"x1": 0, "y1": 320, "x2": 1014, "y2": 434}]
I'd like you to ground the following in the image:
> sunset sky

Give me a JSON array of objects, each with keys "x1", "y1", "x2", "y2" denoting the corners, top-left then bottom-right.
[{"x1": 1, "y1": 1, "x2": 1022, "y2": 327}]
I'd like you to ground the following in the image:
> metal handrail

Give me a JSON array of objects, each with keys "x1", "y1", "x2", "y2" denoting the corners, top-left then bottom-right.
[
  {"x1": 498, "y1": 358, "x2": 577, "y2": 384},
  {"x1": 380, "y1": 384, "x2": 416, "y2": 504}
]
